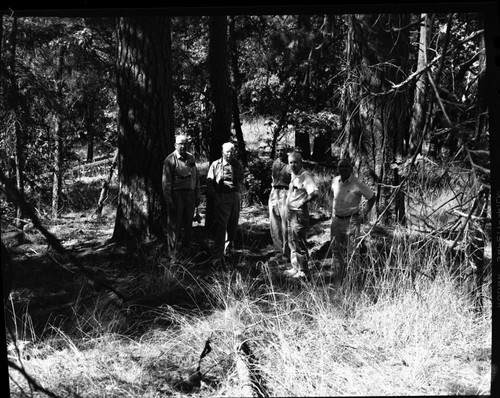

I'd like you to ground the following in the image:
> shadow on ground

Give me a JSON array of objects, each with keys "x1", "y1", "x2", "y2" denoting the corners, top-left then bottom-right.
[{"x1": 3, "y1": 205, "x2": 343, "y2": 340}]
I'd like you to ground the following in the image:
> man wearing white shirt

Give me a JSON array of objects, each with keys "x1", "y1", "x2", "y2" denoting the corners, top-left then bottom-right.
[
  {"x1": 284, "y1": 151, "x2": 319, "y2": 279},
  {"x1": 206, "y1": 142, "x2": 245, "y2": 264},
  {"x1": 331, "y1": 158, "x2": 376, "y2": 281}
]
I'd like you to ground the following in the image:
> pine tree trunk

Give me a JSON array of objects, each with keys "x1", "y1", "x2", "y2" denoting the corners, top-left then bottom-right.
[
  {"x1": 343, "y1": 14, "x2": 410, "y2": 223},
  {"x1": 113, "y1": 17, "x2": 174, "y2": 242},
  {"x1": 228, "y1": 16, "x2": 248, "y2": 167},
  {"x1": 208, "y1": 16, "x2": 232, "y2": 163}
]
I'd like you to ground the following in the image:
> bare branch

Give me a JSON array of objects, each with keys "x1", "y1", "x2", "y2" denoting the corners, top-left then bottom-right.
[{"x1": 426, "y1": 70, "x2": 454, "y2": 127}]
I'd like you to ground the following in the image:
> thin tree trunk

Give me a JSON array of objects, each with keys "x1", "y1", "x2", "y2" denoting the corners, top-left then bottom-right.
[
  {"x1": 470, "y1": 187, "x2": 488, "y2": 312},
  {"x1": 423, "y1": 13, "x2": 454, "y2": 149},
  {"x1": 294, "y1": 15, "x2": 312, "y2": 159},
  {"x1": 8, "y1": 17, "x2": 25, "y2": 228},
  {"x1": 86, "y1": 122, "x2": 95, "y2": 162},
  {"x1": 228, "y1": 16, "x2": 248, "y2": 167},
  {"x1": 51, "y1": 45, "x2": 67, "y2": 220},
  {"x1": 475, "y1": 29, "x2": 487, "y2": 141},
  {"x1": 408, "y1": 14, "x2": 431, "y2": 155},
  {"x1": 94, "y1": 150, "x2": 118, "y2": 218}
]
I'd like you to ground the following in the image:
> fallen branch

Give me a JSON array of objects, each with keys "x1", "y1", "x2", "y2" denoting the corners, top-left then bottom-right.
[{"x1": 234, "y1": 338, "x2": 268, "y2": 398}]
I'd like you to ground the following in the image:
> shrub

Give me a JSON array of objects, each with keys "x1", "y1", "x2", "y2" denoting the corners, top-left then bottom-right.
[{"x1": 245, "y1": 154, "x2": 273, "y2": 205}]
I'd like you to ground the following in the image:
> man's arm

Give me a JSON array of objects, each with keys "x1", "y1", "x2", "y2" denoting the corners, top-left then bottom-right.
[
  {"x1": 299, "y1": 174, "x2": 319, "y2": 208},
  {"x1": 205, "y1": 161, "x2": 217, "y2": 198},
  {"x1": 299, "y1": 190, "x2": 319, "y2": 208},
  {"x1": 358, "y1": 192, "x2": 376, "y2": 223},
  {"x1": 193, "y1": 166, "x2": 201, "y2": 207}
]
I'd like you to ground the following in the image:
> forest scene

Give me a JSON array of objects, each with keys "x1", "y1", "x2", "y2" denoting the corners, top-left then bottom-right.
[{"x1": 0, "y1": 5, "x2": 496, "y2": 397}]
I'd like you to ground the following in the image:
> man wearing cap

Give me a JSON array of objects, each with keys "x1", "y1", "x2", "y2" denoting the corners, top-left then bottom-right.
[
  {"x1": 268, "y1": 144, "x2": 291, "y2": 262},
  {"x1": 284, "y1": 151, "x2": 319, "y2": 279},
  {"x1": 162, "y1": 134, "x2": 201, "y2": 259},
  {"x1": 331, "y1": 158, "x2": 376, "y2": 281},
  {"x1": 206, "y1": 142, "x2": 245, "y2": 264}
]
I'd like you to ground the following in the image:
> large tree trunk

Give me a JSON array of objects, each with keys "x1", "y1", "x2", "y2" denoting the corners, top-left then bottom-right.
[
  {"x1": 343, "y1": 14, "x2": 410, "y2": 223},
  {"x1": 408, "y1": 14, "x2": 431, "y2": 155},
  {"x1": 113, "y1": 17, "x2": 174, "y2": 242},
  {"x1": 208, "y1": 16, "x2": 232, "y2": 163}
]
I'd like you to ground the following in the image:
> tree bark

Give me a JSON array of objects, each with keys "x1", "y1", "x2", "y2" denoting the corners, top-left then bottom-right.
[
  {"x1": 294, "y1": 15, "x2": 312, "y2": 159},
  {"x1": 113, "y1": 17, "x2": 174, "y2": 242},
  {"x1": 94, "y1": 150, "x2": 118, "y2": 218},
  {"x1": 408, "y1": 14, "x2": 431, "y2": 155},
  {"x1": 51, "y1": 44, "x2": 67, "y2": 220},
  {"x1": 228, "y1": 16, "x2": 248, "y2": 167},
  {"x1": 208, "y1": 16, "x2": 232, "y2": 163},
  {"x1": 86, "y1": 114, "x2": 95, "y2": 162}
]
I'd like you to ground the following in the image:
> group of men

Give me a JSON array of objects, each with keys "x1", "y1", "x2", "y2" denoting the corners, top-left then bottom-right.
[
  {"x1": 162, "y1": 136, "x2": 244, "y2": 265},
  {"x1": 268, "y1": 144, "x2": 376, "y2": 280},
  {"x1": 162, "y1": 134, "x2": 376, "y2": 281}
]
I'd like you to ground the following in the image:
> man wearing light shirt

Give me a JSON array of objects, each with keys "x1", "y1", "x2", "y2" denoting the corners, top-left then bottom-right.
[
  {"x1": 206, "y1": 142, "x2": 245, "y2": 264},
  {"x1": 268, "y1": 144, "x2": 291, "y2": 262},
  {"x1": 284, "y1": 151, "x2": 319, "y2": 279},
  {"x1": 331, "y1": 158, "x2": 376, "y2": 282}
]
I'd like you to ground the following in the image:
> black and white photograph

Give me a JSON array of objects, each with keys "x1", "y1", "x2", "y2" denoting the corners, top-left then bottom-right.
[{"x1": 1, "y1": 2, "x2": 498, "y2": 397}]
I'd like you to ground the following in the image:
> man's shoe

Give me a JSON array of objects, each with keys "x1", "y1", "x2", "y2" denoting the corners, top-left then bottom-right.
[{"x1": 283, "y1": 268, "x2": 298, "y2": 276}]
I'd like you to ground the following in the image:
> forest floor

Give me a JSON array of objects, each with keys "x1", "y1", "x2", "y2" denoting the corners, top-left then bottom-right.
[{"x1": 3, "y1": 200, "x2": 334, "y2": 338}]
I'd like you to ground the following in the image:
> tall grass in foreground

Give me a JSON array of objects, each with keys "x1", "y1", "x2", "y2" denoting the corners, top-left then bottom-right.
[{"x1": 8, "y1": 227, "x2": 490, "y2": 397}]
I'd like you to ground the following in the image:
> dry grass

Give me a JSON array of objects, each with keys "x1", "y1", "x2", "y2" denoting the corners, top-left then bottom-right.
[{"x1": 8, "y1": 238, "x2": 491, "y2": 396}]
